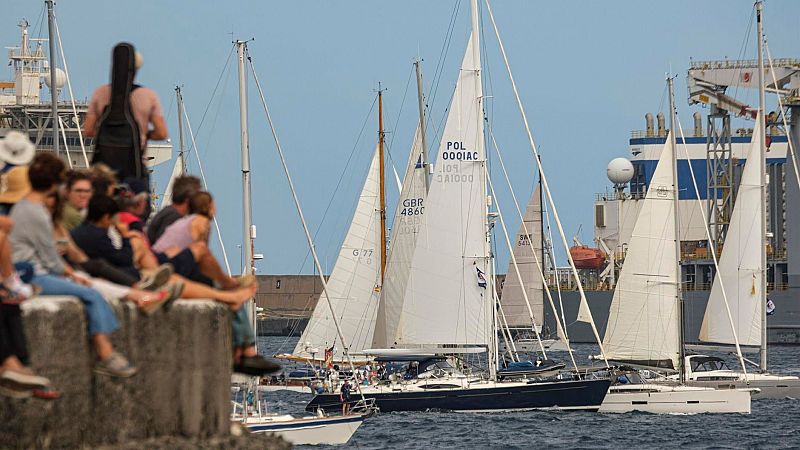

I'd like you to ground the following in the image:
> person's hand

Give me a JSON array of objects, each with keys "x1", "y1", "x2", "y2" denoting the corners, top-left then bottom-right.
[
  {"x1": 115, "y1": 221, "x2": 131, "y2": 238},
  {"x1": 0, "y1": 216, "x2": 14, "y2": 233},
  {"x1": 70, "y1": 272, "x2": 92, "y2": 286}
]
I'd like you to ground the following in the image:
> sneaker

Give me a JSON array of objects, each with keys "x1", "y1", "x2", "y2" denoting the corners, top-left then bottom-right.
[
  {"x1": 0, "y1": 379, "x2": 32, "y2": 399},
  {"x1": 139, "y1": 264, "x2": 173, "y2": 291},
  {"x1": 140, "y1": 280, "x2": 184, "y2": 316},
  {"x1": 0, "y1": 367, "x2": 50, "y2": 389},
  {"x1": 233, "y1": 355, "x2": 281, "y2": 376},
  {"x1": 94, "y1": 352, "x2": 138, "y2": 378}
]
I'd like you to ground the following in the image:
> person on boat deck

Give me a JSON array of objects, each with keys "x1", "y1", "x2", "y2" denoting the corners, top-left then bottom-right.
[
  {"x1": 71, "y1": 194, "x2": 277, "y2": 376},
  {"x1": 0, "y1": 133, "x2": 58, "y2": 399},
  {"x1": 61, "y1": 170, "x2": 93, "y2": 232},
  {"x1": 8, "y1": 154, "x2": 136, "y2": 378},
  {"x1": 147, "y1": 175, "x2": 201, "y2": 245},
  {"x1": 340, "y1": 379, "x2": 352, "y2": 415}
]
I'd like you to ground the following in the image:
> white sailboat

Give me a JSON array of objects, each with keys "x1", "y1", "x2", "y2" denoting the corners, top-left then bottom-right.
[
  {"x1": 307, "y1": 0, "x2": 612, "y2": 413},
  {"x1": 290, "y1": 144, "x2": 383, "y2": 360},
  {"x1": 691, "y1": 110, "x2": 800, "y2": 398},
  {"x1": 598, "y1": 77, "x2": 752, "y2": 414},
  {"x1": 498, "y1": 184, "x2": 569, "y2": 353}
]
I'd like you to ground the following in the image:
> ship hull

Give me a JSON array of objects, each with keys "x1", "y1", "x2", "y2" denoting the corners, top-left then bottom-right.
[{"x1": 305, "y1": 378, "x2": 611, "y2": 413}]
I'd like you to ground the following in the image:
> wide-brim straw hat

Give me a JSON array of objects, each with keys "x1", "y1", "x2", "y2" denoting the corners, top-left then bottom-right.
[
  {"x1": 0, "y1": 131, "x2": 36, "y2": 166},
  {"x1": 0, "y1": 166, "x2": 31, "y2": 204}
]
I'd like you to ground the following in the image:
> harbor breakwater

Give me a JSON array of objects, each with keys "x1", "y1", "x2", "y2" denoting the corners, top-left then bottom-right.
[{"x1": 0, "y1": 296, "x2": 286, "y2": 449}]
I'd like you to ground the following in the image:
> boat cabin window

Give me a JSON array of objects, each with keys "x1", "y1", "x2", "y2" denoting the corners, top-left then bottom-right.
[{"x1": 691, "y1": 359, "x2": 729, "y2": 372}]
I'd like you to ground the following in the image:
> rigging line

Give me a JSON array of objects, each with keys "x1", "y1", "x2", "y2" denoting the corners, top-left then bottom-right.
[
  {"x1": 186, "y1": 45, "x2": 235, "y2": 154},
  {"x1": 426, "y1": 0, "x2": 462, "y2": 133},
  {"x1": 247, "y1": 52, "x2": 368, "y2": 403},
  {"x1": 485, "y1": 0, "x2": 608, "y2": 367},
  {"x1": 764, "y1": 41, "x2": 800, "y2": 191},
  {"x1": 195, "y1": 56, "x2": 235, "y2": 167},
  {"x1": 674, "y1": 109, "x2": 748, "y2": 378},
  {"x1": 52, "y1": 16, "x2": 89, "y2": 167},
  {"x1": 730, "y1": 5, "x2": 756, "y2": 106},
  {"x1": 488, "y1": 131, "x2": 579, "y2": 371},
  {"x1": 386, "y1": 65, "x2": 414, "y2": 155},
  {"x1": 296, "y1": 96, "x2": 378, "y2": 275},
  {"x1": 179, "y1": 96, "x2": 233, "y2": 276}
]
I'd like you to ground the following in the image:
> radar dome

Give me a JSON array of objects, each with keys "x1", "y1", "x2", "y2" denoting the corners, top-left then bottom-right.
[
  {"x1": 43, "y1": 68, "x2": 66, "y2": 89},
  {"x1": 607, "y1": 157, "x2": 634, "y2": 185}
]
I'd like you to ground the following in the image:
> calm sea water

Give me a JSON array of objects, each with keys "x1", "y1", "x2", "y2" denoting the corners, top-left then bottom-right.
[{"x1": 258, "y1": 336, "x2": 800, "y2": 449}]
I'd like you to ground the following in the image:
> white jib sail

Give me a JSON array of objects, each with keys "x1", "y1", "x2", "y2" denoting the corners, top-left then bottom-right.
[
  {"x1": 394, "y1": 33, "x2": 489, "y2": 347},
  {"x1": 500, "y1": 185, "x2": 544, "y2": 330},
  {"x1": 372, "y1": 126, "x2": 426, "y2": 348},
  {"x1": 699, "y1": 116, "x2": 763, "y2": 346},
  {"x1": 602, "y1": 133, "x2": 681, "y2": 369},
  {"x1": 293, "y1": 145, "x2": 382, "y2": 358}
]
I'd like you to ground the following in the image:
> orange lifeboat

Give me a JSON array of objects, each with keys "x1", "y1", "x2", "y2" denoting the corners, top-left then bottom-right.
[{"x1": 569, "y1": 245, "x2": 606, "y2": 270}]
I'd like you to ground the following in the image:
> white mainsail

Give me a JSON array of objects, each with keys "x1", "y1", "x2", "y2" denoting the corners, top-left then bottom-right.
[
  {"x1": 699, "y1": 116, "x2": 763, "y2": 347},
  {"x1": 372, "y1": 126, "x2": 426, "y2": 348},
  {"x1": 602, "y1": 133, "x2": 681, "y2": 369},
  {"x1": 160, "y1": 155, "x2": 185, "y2": 209},
  {"x1": 293, "y1": 146, "x2": 382, "y2": 358},
  {"x1": 393, "y1": 32, "x2": 489, "y2": 347},
  {"x1": 500, "y1": 185, "x2": 544, "y2": 330}
]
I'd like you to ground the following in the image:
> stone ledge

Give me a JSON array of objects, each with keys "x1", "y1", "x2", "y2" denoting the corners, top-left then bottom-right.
[{"x1": 0, "y1": 296, "x2": 235, "y2": 448}]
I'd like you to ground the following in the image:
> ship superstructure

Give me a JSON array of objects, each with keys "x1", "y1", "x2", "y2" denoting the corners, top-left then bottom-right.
[{"x1": 1, "y1": 18, "x2": 171, "y2": 170}]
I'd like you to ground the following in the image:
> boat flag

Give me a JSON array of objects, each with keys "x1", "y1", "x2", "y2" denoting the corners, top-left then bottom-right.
[
  {"x1": 476, "y1": 266, "x2": 487, "y2": 289},
  {"x1": 324, "y1": 345, "x2": 334, "y2": 368},
  {"x1": 767, "y1": 298, "x2": 776, "y2": 316}
]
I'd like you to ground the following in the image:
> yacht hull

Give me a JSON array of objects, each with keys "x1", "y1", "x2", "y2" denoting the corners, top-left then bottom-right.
[
  {"x1": 599, "y1": 385, "x2": 752, "y2": 414},
  {"x1": 306, "y1": 378, "x2": 611, "y2": 413},
  {"x1": 687, "y1": 379, "x2": 800, "y2": 400},
  {"x1": 245, "y1": 414, "x2": 365, "y2": 445}
]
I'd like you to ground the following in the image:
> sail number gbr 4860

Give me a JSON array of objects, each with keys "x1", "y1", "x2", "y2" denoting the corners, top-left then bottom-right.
[{"x1": 437, "y1": 141, "x2": 478, "y2": 184}]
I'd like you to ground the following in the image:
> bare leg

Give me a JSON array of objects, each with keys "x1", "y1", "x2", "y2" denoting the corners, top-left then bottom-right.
[
  {"x1": 174, "y1": 275, "x2": 255, "y2": 308},
  {"x1": 91, "y1": 334, "x2": 114, "y2": 360},
  {"x1": 188, "y1": 242, "x2": 237, "y2": 288},
  {"x1": 1, "y1": 355, "x2": 24, "y2": 371},
  {"x1": 130, "y1": 236, "x2": 159, "y2": 271},
  {"x1": 0, "y1": 232, "x2": 13, "y2": 279}
]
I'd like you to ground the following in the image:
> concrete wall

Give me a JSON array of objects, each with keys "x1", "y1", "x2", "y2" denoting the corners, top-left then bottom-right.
[{"x1": 0, "y1": 297, "x2": 233, "y2": 448}]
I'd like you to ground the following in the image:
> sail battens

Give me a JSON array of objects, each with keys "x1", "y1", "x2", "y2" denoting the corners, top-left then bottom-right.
[
  {"x1": 602, "y1": 133, "x2": 681, "y2": 369},
  {"x1": 699, "y1": 114, "x2": 764, "y2": 347}
]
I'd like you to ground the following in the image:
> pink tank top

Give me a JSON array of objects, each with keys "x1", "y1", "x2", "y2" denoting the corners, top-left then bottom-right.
[{"x1": 152, "y1": 214, "x2": 195, "y2": 253}]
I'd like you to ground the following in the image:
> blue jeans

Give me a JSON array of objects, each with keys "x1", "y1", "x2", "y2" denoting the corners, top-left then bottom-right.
[
  {"x1": 32, "y1": 274, "x2": 119, "y2": 336},
  {"x1": 231, "y1": 306, "x2": 255, "y2": 348}
]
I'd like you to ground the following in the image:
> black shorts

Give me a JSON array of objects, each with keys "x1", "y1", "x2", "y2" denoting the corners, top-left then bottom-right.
[{"x1": 156, "y1": 248, "x2": 213, "y2": 286}]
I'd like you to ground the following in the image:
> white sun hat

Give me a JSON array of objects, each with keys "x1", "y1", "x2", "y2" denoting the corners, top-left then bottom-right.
[{"x1": 0, "y1": 131, "x2": 36, "y2": 166}]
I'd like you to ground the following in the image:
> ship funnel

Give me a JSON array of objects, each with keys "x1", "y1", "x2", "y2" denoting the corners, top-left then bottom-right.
[
  {"x1": 645, "y1": 113, "x2": 654, "y2": 137},
  {"x1": 693, "y1": 112, "x2": 702, "y2": 137},
  {"x1": 657, "y1": 112, "x2": 666, "y2": 137}
]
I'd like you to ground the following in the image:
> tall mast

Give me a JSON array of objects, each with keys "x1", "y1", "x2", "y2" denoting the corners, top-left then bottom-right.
[
  {"x1": 756, "y1": 0, "x2": 768, "y2": 371},
  {"x1": 414, "y1": 60, "x2": 430, "y2": 189},
  {"x1": 236, "y1": 41, "x2": 254, "y2": 278},
  {"x1": 667, "y1": 75, "x2": 686, "y2": 382},
  {"x1": 46, "y1": 0, "x2": 59, "y2": 156},
  {"x1": 175, "y1": 86, "x2": 187, "y2": 175},
  {"x1": 378, "y1": 85, "x2": 387, "y2": 283}
]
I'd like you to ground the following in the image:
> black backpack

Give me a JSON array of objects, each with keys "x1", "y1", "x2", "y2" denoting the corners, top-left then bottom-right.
[{"x1": 92, "y1": 42, "x2": 144, "y2": 181}]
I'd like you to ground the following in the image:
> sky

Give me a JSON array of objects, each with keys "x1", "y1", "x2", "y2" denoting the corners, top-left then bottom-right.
[{"x1": 3, "y1": 0, "x2": 799, "y2": 276}]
